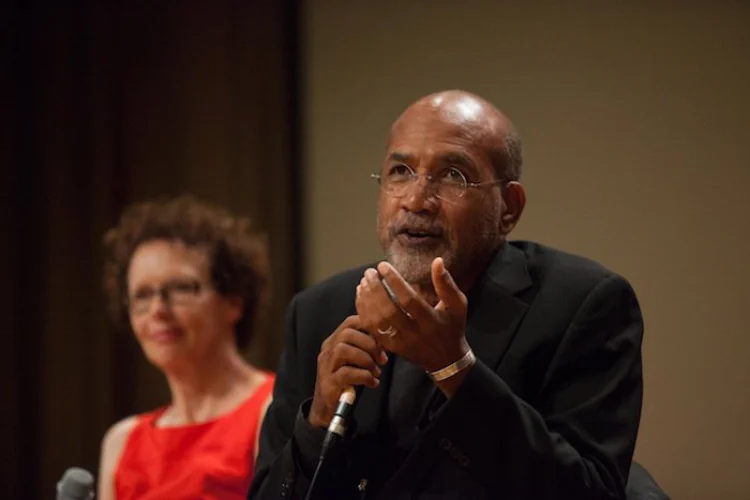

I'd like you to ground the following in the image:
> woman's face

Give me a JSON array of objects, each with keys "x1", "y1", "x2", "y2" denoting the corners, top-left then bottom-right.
[{"x1": 126, "y1": 239, "x2": 242, "y2": 370}]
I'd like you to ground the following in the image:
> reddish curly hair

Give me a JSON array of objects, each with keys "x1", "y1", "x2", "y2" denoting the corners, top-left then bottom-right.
[{"x1": 103, "y1": 194, "x2": 270, "y2": 350}]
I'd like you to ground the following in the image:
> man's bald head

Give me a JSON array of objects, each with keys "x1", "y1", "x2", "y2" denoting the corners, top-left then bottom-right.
[{"x1": 389, "y1": 90, "x2": 523, "y2": 181}]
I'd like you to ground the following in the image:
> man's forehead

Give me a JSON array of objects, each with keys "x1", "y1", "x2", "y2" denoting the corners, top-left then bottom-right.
[
  {"x1": 387, "y1": 131, "x2": 471, "y2": 159},
  {"x1": 390, "y1": 105, "x2": 502, "y2": 146},
  {"x1": 389, "y1": 116, "x2": 469, "y2": 152},
  {"x1": 387, "y1": 114, "x2": 491, "y2": 158}
]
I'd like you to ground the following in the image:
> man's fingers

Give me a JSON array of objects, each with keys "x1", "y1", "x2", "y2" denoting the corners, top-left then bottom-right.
[
  {"x1": 338, "y1": 327, "x2": 388, "y2": 365},
  {"x1": 323, "y1": 315, "x2": 362, "y2": 351},
  {"x1": 330, "y1": 342, "x2": 382, "y2": 377},
  {"x1": 340, "y1": 314, "x2": 362, "y2": 330},
  {"x1": 334, "y1": 366, "x2": 380, "y2": 389},
  {"x1": 431, "y1": 257, "x2": 467, "y2": 314},
  {"x1": 370, "y1": 262, "x2": 432, "y2": 324}
]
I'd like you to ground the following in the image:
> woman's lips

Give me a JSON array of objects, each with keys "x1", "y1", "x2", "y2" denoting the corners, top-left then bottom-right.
[{"x1": 149, "y1": 328, "x2": 183, "y2": 343}]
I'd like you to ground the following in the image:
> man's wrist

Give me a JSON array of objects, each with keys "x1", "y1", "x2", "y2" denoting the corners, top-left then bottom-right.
[
  {"x1": 294, "y1": 399, "x2": 328, "y2": 477},
  {"x1": 307, "y1": 404, "x2": 331, "y2": 429},
  {"x1": 428, "y1": 348, "x2": 477, "y2": 398},
  {"x1": 434, "y1": 361, "x2": 475, "y2": 398},
  {"x1": 427, "y1": 349, "x2": 476, "y2": 382}
]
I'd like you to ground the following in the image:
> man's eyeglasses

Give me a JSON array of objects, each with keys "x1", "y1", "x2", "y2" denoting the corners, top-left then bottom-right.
[
  {"x1": 127, "y1": 279, "x2": 205, "y2": 315},
  {"x1": 371, "y1": 165, "x2": 506, "y2": 203}
]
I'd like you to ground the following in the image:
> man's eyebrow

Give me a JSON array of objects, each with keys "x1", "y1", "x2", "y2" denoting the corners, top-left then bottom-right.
[
  {"x1": 437, "y1": 152, "x2": 476, "y2": 171},
  {"x1": 386, "y1": 151, "x2": 479, "y2": 173},
  {"x1": 387, "y1": 152, "x2": 414, "y2": 164}
]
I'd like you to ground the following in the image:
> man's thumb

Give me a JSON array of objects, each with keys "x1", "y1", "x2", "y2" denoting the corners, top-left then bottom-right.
[{"x1": 432, "y1": 257, "x2": 466, "y2": 313}]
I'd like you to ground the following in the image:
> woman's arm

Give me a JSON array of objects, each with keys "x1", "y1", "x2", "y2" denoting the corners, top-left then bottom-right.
[{"x1": 97, "y1": 416, "x2": 137, "y2": 500}]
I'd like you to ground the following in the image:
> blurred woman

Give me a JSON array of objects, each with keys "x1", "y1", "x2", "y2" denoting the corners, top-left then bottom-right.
[{"x1": 97, "y1": 195, "x2": 274, "y2": 500}]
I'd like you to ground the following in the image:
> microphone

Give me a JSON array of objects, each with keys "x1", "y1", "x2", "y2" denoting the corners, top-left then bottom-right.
[
  {"x1": 56, "y1": 467, "x2": 95, "y2": 500},
  {"x1": 304, "y1": 386, "x2": 361, "y2": 500},
  {"x1": 321, "y1": 386, "x2": 359, "y2": 454}
]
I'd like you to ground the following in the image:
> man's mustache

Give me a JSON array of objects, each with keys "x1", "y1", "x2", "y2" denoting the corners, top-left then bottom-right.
[{"x1": 388, "y1": 214, "x2": 445, "y2": 238}]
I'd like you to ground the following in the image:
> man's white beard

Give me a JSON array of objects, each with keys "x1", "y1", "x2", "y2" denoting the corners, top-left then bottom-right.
[{"x1": 385, "y1": 244, "x2": 446, "y2": 286}]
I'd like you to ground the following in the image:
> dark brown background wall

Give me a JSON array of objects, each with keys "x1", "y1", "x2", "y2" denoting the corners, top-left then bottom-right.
[{"x1": 2, "y1": 2, "x2": 300, "y2": 498}]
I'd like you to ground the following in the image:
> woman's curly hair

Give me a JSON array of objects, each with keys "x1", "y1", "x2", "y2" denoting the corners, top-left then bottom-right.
[{"x1": 103, "y1": 194, "x2": 270, "y2": 350}]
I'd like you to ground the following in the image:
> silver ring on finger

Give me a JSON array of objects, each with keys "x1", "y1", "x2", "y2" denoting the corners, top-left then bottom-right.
[{"x1": 377, "y1": 325, "x2": 398, "y2": 337}]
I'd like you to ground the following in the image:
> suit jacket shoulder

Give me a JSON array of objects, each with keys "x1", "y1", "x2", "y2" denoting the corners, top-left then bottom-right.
[
  {"x1": 508, "y1": 240, "x2": 636, "y2": 316},
  {"x1": 511, "y1": 240, "x2": 620, "y2": 286}
]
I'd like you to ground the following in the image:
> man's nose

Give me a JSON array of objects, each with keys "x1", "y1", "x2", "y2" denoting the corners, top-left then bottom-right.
[{"x1": 400, "y1": 177, "x2": 439, "y2": 213}]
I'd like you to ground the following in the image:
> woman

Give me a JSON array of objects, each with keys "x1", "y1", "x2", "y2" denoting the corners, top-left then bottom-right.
[{"x1": 97, "y1": 195, "x2": 274, "y2": 500}]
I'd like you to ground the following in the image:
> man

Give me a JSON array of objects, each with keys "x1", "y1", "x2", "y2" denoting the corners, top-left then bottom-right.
[{"x1": 249, "y1": 90, "x2": 644, "y2": 499}]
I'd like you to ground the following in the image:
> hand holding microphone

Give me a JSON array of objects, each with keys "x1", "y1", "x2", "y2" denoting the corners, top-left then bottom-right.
[
  {"x1": 306, "y1": 315, "x2": 387, "y2": 499},
  {"x1": 308, "y1": 315, "x2": 388, "y2": 430}
]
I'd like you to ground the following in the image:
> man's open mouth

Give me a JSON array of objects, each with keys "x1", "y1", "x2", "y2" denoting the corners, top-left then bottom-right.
[{"x1": 397, "y1": 228, "x2": 443, "y2": 244}]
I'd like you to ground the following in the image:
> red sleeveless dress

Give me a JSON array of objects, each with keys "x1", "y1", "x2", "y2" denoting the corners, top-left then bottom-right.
[{"x1": 114, "y1": 374, "x2": 275, "y2": 499}]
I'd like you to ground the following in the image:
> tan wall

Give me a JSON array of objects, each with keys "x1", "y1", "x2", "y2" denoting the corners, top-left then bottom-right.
[{"x1": 302, "y1": 2, "x2": 750, "y2": 499}]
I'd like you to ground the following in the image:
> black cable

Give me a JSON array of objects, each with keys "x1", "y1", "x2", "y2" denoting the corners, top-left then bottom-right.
[
  {"x1": 304, "y1": 431, "x2": 340, "y2": 500},
  {"x1": 303, "y1": 458, "x2": 324, "y2": 500}
]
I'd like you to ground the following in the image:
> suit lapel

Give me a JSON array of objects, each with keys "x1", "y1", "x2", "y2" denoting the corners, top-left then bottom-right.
[{"x1": 465, "y1": 242, "x2": 533, "y2": 372}]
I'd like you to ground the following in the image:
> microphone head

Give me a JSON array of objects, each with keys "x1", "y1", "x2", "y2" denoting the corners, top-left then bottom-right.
[{"x1": 57, "y1": 467, "x2": 94, "y2": 500}]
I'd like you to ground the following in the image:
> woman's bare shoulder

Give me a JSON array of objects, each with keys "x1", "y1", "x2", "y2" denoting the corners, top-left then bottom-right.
[
  {"x1": 102, "y1": 416, "x2": 139, "y2": 452},
  {"x1": 97, "y1": 415, "x2": 140, "y2": 500}
]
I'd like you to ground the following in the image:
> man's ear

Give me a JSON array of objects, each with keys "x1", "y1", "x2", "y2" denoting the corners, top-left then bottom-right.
[{"x1": 499, "y1": 181, "x2": 526, "y2": 235}]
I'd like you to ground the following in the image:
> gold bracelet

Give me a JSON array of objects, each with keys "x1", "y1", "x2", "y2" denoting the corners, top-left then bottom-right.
[{"x1": 427, "y1": 349, "x2": 476, "y2": 382}]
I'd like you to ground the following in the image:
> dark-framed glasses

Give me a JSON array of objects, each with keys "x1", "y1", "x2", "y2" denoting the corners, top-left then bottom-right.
[
  {"x1": 127, "y1": 278, "x2": 204, "y2": 314},
  {"x1": 370, "y1": 164, "x2": 506, "y2": 202}
]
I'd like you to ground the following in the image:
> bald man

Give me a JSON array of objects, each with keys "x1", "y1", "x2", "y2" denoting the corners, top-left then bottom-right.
[{"x1": 249, "y1": 91, "x2": 645, "y2": 499}]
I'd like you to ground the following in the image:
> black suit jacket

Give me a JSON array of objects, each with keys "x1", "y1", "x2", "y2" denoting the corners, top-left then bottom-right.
[{"x1": 248, "y1": 241, "x2": 644, "y2": 499}]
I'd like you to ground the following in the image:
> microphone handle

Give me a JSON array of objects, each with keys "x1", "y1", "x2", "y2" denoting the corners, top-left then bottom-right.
[
  {"x1": 327, "y1": 386, "x2": 357, "y2": 438},
  {"x1": 306, "y1": 387, "x2": 360, "y2": 500}
]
